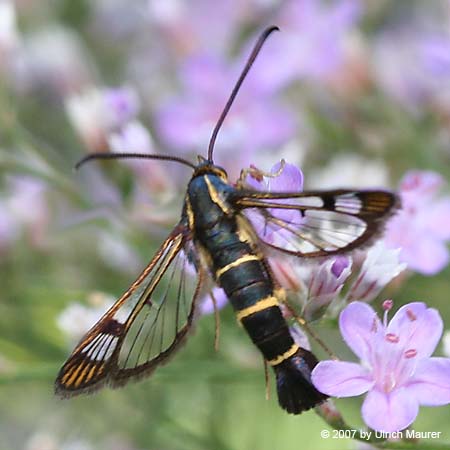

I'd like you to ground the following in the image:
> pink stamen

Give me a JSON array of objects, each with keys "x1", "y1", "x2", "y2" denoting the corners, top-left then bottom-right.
[
  {"x1": 385, "y1": 333, "x2": 400, "y2": 343},
  {"x1": 404, "y1": 349, "x2": 417, "y2": 359},
  {"x1": 401, "y1": 173, "x2": 420, "y2": 191},
  {"x1": 406, "y1": 308, "x2": 417, "y2": 321},
  {"x1": 382, "y1": 299, "x2": 393, "y2": 311},
  {"x1": 382, "y1": 300, "x2": 393, "y2": 327}
]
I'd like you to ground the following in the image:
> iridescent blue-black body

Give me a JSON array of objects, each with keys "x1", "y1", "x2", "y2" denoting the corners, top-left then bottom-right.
[{"x1": 186, "y1": 164, "x2": 327, "y2": 413}]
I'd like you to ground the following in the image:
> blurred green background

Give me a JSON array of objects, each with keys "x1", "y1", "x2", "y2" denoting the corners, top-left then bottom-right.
[{"x1": 1, "y1": 0, "x2": 450, "y2": 449}]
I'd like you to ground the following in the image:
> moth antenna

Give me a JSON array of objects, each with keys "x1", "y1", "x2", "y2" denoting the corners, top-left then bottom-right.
[
  {"x1": 206, "y1": 25, "x2": 279, "y2": 163},
  {"x1": 75, "y1": 152, "x2": 196, "y2": 170}
]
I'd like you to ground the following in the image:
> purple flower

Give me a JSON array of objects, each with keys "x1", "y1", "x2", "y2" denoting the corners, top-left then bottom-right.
[
  {"x1": 244, "y1": 161, "x2": 304, "y2": 245},
  {"x1": 384, "y1": 170, "x2": 450, "y2": 275},
  {"x1": 271, "y1": 253, "x2": 352, "y2": 322},
  {"x1": 155, "y1": 54, "x2": 295, "y2": 179},
  {"x1": 311, "y1": 301, "x2": 450, "y2": 432},
  {"x1": 303, "y1": 256, "x2": 352, "y2": 321},
  {"x1": 245, "y1": 160, "x2": 304, "y2": 192},
  {"x1": 331, "y1": 255, "x2": 350, "y2": 278},
  {"x1": 103, "y1": 86, "x2": 140, "y2": 129}
]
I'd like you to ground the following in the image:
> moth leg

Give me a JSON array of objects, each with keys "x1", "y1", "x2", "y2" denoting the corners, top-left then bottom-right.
[
  {"x1": 236, "y1": 159, "x2": 286, "y2": 188},
  {"x1": 209, "y1": 289, "x2": 221, "y2": 352},
  {"x1": 263, "y1": 356, "x2": 270, "y2": 401},
  {"x1": 283, "y1": 300, "x2": 337, "y2": 360},
  {"x1": 261, "y1": 256, "x2": 337, "y2": 360}
]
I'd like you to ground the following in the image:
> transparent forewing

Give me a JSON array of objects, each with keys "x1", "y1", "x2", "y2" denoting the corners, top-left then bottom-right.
[
  {"x1": 234, "y1": 189, "x2": 398, "y2": 257},
  {"x1": 55, "y1": 225, "x2": 203, "y2": 396}
]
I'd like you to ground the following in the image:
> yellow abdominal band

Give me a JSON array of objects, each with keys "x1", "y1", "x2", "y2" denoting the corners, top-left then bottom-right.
[
  {"x1": 215, "y1": 254, "x2": 260, "y2": 279},
  {"x1": 267, "y1": 343, "x2": 300, "y2": 366},
  {"x1": 235, "y1": 295, "x2": 279, "y2": 322}
]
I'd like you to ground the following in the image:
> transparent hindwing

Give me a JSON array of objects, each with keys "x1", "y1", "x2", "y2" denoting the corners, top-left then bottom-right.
[{"x1": 232, "y1": 189, "x2": 399, "y2": 257}]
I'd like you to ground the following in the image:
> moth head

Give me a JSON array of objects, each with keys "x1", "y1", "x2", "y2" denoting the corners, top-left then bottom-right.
[{"x1": 194, "y1": 156, "x2": 228, "y2": 181}]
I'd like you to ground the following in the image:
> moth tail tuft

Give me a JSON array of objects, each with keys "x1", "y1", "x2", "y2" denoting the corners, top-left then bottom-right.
[{"x1": 274, "y1": 348, "x2": 328, "y2": 414}]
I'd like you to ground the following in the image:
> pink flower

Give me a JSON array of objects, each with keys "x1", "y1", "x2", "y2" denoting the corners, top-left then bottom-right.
[
  {"x1": 384, "y1": 170, "x2": 450, "y2": 275},
  {"x1": 303, "y1": 256, "x2": 352, "y2": 320},
  {"x1": 311, "y1": 301, "x2": 450, "y2": 432}
]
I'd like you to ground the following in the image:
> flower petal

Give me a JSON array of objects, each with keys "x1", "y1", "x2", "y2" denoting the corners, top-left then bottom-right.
[
  {"x1": 348, "y1": 242, "x2": 406, "y2": 302},
  {"x1": 407, "y1": 357, "x2": 450, "y2": 406},
  {"x1": 387, "y1": 302, "x2": 443, "y2": 358},
  {"x1": 311, "y1": 360, "x2": 373, "y2": 397},
  {"x1": 331, "y1": 256, "x2": 351, "y2": 278},
  {"x1": 303, "y1": 257, "x2": 352, "y2": 321},
  {"x1": 362, "y1": 387, "x2": 419, "y2": 432},
  {"x1": 400, "y1": 170, "x2": 443, "y2": 204},
  {"x1": 269, "y1": 162, "x2": 303, "y2": 192},
  {"x1": 289, "y1": 323, "x2": 311, "y2": 351},
  {"x1": 426, "y1": 199, "x2": 450, "y2": 240},
  {"x1": 401, "y1": 235, "x2": 449, "y2": 275},
  {"x1": 339, "y1": 301, "x2": 382, "y2": 360}
]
